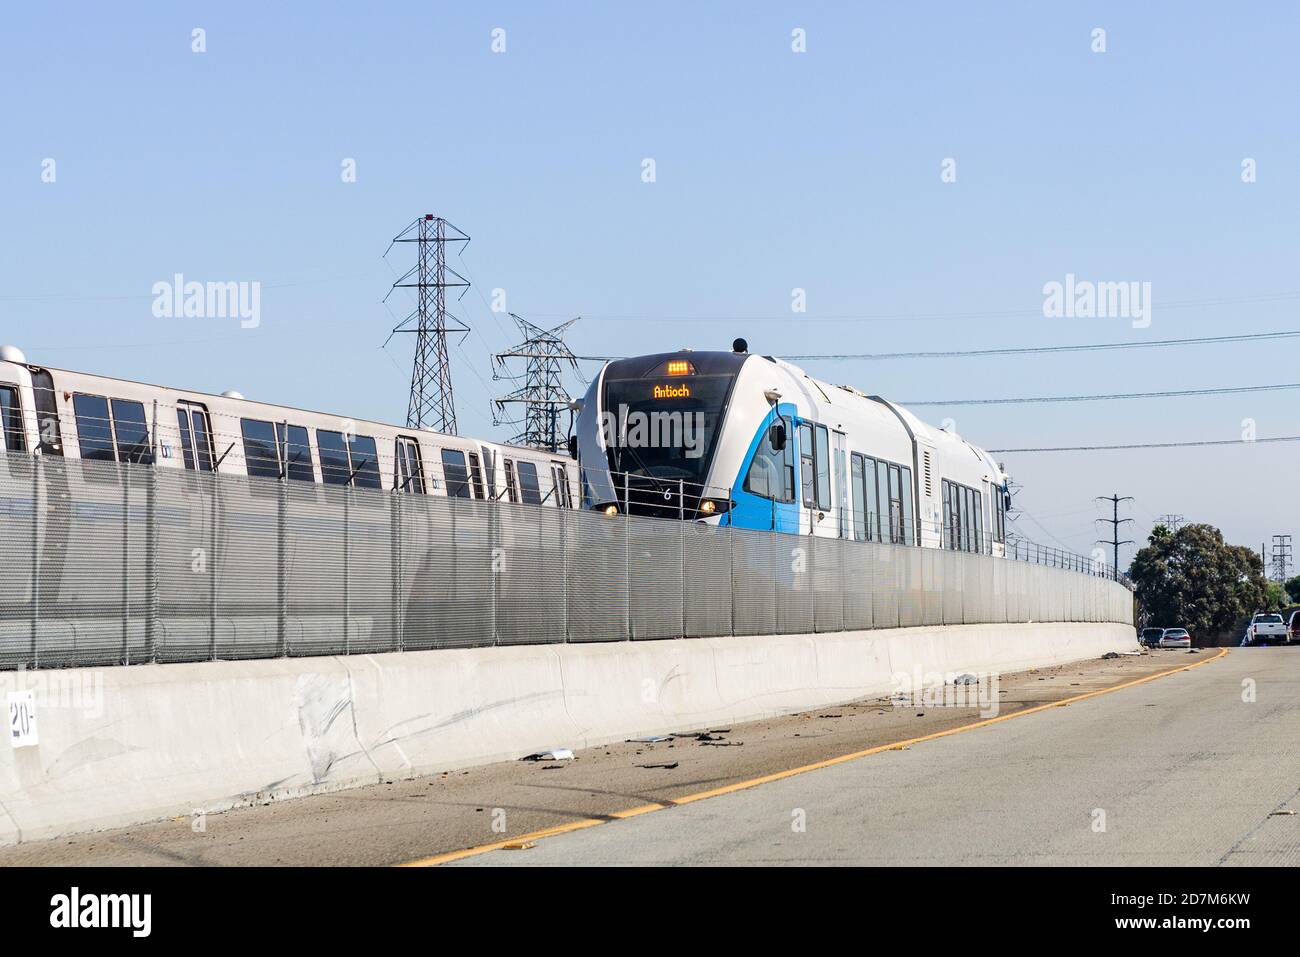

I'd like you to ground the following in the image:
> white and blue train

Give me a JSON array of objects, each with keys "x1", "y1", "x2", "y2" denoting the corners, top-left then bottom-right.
[{"x1": 574, "y1": 340, "x2": 1011, "y2": 555}]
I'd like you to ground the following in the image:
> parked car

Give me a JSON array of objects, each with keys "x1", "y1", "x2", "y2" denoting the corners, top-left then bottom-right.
[
  {"x1": 1246, "y1": 613, "x2": 1288, "y2": 646},
  {"x1": 1288, "y1": 610, "x2": 1300, "y2": 645},
  {"x1": 1158, "y1": 628, "x2": 1191, "y2": 649},
  {"x1": 1140, "y1": 627, "x2": 1165, "y2": 648}
]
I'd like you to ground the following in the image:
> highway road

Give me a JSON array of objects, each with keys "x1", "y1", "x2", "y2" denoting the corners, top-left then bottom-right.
[{"x1": 448, "y1": 648, "x2": 1299, "y2": 866}]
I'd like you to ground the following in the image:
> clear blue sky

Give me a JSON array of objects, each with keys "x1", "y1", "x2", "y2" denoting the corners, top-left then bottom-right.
[{"x1": 3, "y1": 1, "x2": 1297, "y2": 570}]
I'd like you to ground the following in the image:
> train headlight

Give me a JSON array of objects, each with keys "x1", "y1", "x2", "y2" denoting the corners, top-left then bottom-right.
[
  {"x1": 699, "y1": 500, "x2": 717, "y2": 515},
  {"x1": 603, "y1": 504, "x2": 619, "y2": 517}
]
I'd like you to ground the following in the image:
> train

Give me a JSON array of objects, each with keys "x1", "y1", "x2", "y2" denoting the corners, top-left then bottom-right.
[
  {"x1": 0, "y1": 343, "x2": 578, "y2": 507},
  {"x1": 0, "y1": 338, "x2": 1011, "y2": 559},
  {"x1": 573, "y1": 339, "x2": 1012, "y2": 556}
]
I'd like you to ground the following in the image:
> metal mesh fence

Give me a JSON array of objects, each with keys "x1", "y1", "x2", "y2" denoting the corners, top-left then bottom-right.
[{"x1": 0, "y1": 452, "x2": 1134, "y2": 670}]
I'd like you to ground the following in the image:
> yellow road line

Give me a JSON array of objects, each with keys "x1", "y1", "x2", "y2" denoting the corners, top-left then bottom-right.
[{"x1": 399, "y1": 648, "x2": 1229, "y2": 867}]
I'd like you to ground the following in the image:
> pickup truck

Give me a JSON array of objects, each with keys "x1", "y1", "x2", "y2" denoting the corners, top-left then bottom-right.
[{"x1": 1246, "y1": 613, "x2": 1288, "y2": 646}]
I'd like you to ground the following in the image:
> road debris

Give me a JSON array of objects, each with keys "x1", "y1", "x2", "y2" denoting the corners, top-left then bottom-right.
[
  {"x1": 521, "y1": 748, "x2": 575, "y2": 762},
  {"x1": 627, "y1": 735, "x2": 671, "y2": 743},
  {"x1": 638, "y1": 762, "x2": 679, "y2": 770}
]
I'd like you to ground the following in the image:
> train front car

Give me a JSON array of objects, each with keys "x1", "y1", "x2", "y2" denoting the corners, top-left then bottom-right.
[{"x1": 575, "y1": 349, "x2": 760, "y2": 521}]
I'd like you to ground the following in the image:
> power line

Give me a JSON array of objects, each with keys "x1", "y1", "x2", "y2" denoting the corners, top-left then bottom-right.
[
  {"x1": 904, "y1": 381, "x2": 1300, "y2": 408},
  {"x1": 991, "y1": 435, "x2": 1300, "y2": 453},
  {"x1": 539, "y1": 288, "x2": 1300, "y2": 324},
  {"x1": 780, "y1": 329, "x2": 1300, "y2": 361}
]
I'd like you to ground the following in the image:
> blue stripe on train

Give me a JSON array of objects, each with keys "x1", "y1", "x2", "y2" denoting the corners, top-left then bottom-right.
[{"x1": 725, "y1": 401, "x2": 800, "y2": 533}]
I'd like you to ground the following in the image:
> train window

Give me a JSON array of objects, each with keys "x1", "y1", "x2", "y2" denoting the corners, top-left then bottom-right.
[
  {"x1": 814, "y1": 425, "x2": 831, "y2": 511},
  {"x1": 240, "y1": 419, "x2": 281, "y2": 479},
  {"x1": 176, "y1": 403, "x2": 214, "y2": 471},
  {"x1": 517, "y1": 460, "x2": 542, "y2": 505},
  {"x1": 278, "y1": 424, "x2": 314, "y2": 483},
  {"x1": 481, "y1": 447, "x2": 497, "y2": 500},
  {"x1": 467, "y1": 452, "x2": 486, "y2": 500},
  {"x1": 111, "y1": 400, "x2": 153, "y2": 465},
  {"x1": 875, "y1": 460, "x2": 889, "y2": 543},
  {"x1": 316, "y1": 430, "x2": 352, "y2": 486},
  {"x1": 900, "y1": 466, "x2": 914, "y2": 544},
  {"x1": 0, "y1": 384, "x2": 25, "y2": 453},
  {"x1": 946, "y1": 481, "x2": 956, "y2": 548},
  {"x1": 503, "y1": 458, "x2": 518, "y2": 503},
  {"x1": 745, "y1": 416, "x2": 795, "y2": 503},
  {"x1": 849, "y1": 454, "x2": 866, "y2": 541},
  {"x1": 887, "y1": 465, "x2": 903, "y2": 543},
  {"x1": 441, "y1": 449, "x2": 471, "y2": 498},
  {"x1": 551, "y1": 463, "x2": 572, "y2": 508},
  {"x1": 348, "y1": 435, "x2": 382, "y2": 490},
  {"x1": 395, "y1": 437, "x2": 425, "y2": 493},
  {"x1": 862, "y1": 455, "x2": 879, "y2": 541},
  {"x1": 72, "y1": 394, "x2": 117, "y2": 463},
  {"x1": 798, "y1": 423, "x2": 814, "y2": 507},
  {"x1": 973, "y1": 488, "x2": 983, "y2": 553}
]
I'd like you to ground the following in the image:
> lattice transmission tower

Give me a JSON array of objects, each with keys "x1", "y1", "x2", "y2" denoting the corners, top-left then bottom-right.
[
  {"x1": 1271, "y1": 534, "x2": 1293, "y2": 583},
  {"x1": 383, "y1": 214, "x2": 470, "y2": 433},
  {"x1": 492, "y1": 315, "x2": 579, "y2": 452}
]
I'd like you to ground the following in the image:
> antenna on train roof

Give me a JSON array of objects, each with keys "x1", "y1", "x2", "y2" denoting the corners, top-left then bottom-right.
[{"x1": 733, "y1": 338, "x2": 748, "y2": 354}]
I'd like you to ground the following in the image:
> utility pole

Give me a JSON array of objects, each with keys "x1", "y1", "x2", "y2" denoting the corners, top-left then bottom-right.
[
  {"x1": 492, "y1": 315, "x2": 580, "y2": 452},
  {"x1": 1096, "y1": 494, "x2": 1135, "y2": 575},
  {"x1": 1271, "y1": 534, "x2": 1293, "y2": 583},
  {"x1": 383, "y1": 214, "x2": 471, "y2": 433}
]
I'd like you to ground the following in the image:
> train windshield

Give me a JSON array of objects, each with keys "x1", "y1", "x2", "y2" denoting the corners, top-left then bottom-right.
[{"x1": 601, "y1": 372, "x2": 735, "y2": 487}]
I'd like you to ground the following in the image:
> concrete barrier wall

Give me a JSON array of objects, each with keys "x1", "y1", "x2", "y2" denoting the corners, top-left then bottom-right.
[{"x1": 0, "y1": 621, "x2": 1137, "y2": 845}]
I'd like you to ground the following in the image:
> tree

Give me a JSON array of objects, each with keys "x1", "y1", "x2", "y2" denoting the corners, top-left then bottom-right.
[
  {"x1": 1129, "y1": 523, "x2": 1270, "y2": 636},
  {"x1": 1285, "y1": 575, "x2": 1300, "y2": 606}
]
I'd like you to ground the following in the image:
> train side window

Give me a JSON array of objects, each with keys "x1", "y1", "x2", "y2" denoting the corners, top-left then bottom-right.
[
  {"x1": 111, "y1": 399, "x2": 153, "y2": 465},
  {"x1": 317, "y1": 430, "x2": 352, "y2": 486},
  {"x1": 481, "y1": 447, "x2": 497, "y2": 500},
  {"x1": 849, "y1": 453, "x2": 866, "y2": 541},
  {"x1": 862, "y1": 455, "x2": 878, "y2": 542},
  {"x1": 503, "y1": 458, "x2": 518, "y2": 503},
  {"x1": 0, "y1": 384, "x2": 26, "y2": 453},
  {"x1": 279, "y1": 424, "x2": 315, "y2": 483},
  {"x1": 441, "y1": 449, "x2": 471, "y2": 498},
  {"x1": 551, "y1": 463, "x2": 572, "y2": 507},
  {"x1": 973, "y1": 487, "x2": 984, "y2": 552},
  {"x1": 241, "y1": 418, "x2": 280, "y2": 479},
  {"x1": 348, "y1": 435, "x2": 382, "y2": 490},
  {"x1": 798, "y1": 423, "x2": 814, "y2": 507},
  {"x1": 900, "y1": 465, "x2": 914, "y2": 544},
  {"x1": 517, "y1": 460, "x2": 542, "y2": 505},
  {"x1": 814, "y1": 425, "x2": 831, "y2": 511},
  {"x1": 875, "y1": 460, "x2": 889, "y2": 542},
  {"x1": 467, "y1": 452, "x2": 486, "y2": 500},
  {"x1": 396, "y1": 437, "x2": 425, "y2": 493},
  {"x1": 176, "y1": 402, "x2": 214, "y2": 471},
  {"x1": 72, "y1": 394, "x2": 116, "y2": 462},
  {"x1": 887, "y1": 464, "x2": 903, "y2": 543}
]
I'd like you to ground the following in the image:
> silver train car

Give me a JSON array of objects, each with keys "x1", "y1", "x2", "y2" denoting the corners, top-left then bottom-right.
[
  {"x1": 0, "y1": 344, "x2": 577, "y2": 506},
  {"x1": 573, "y1": 340, "x2": 1012, "y2": 556}
]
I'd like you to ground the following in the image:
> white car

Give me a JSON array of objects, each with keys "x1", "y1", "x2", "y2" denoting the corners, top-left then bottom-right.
[{"x1": 1158, "y1": 628, "x2": 1191, "y2": 649}]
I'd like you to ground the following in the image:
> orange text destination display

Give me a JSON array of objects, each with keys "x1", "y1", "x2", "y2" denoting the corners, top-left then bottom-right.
[{"x1": 652, "y1": 383, "x2": 692, "y2": 399}]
